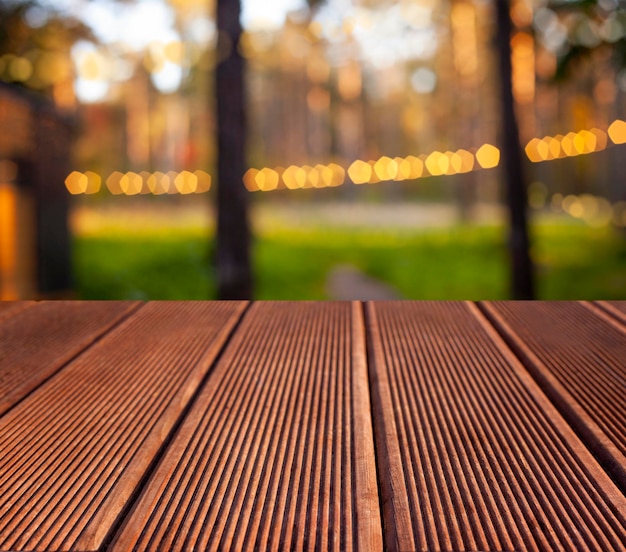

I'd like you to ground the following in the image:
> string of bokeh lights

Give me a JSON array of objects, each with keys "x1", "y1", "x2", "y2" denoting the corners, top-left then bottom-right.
[{"x1": 65, "y1": 118, "x2": 626, "y2": 229}]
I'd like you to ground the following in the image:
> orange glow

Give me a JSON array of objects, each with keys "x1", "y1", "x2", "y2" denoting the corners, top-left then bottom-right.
[
  {"x1": 337, "y1": 60, "x2": 362, "y2": 101},
  {"x1": 307, "y1": 86, "x2": 330, "y2": 111},
  {"x1": 511, "y1": 32, "x2": 535, "y2": 104},
  {"x1": 0, "y1": 183, "x2": 17, "y2": 300},
  {"x1": 451, "y1": 2, "x2": 478, "y2": 79}
]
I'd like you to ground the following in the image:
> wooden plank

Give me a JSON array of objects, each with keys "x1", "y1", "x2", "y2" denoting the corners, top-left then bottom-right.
[
  {"x1": 0, "y1": 300, "x2": 33, "y2": 322},
  {"x1": 481, "y1": 301, "x2": 626, "y2": 493},
  {"x1": 111, "y1": 301, "x2": 382, "y2": 552},
  {"x1": 367, "y1": 301, "x2": 626, "y2": 552},
  {"x1": 0, "y1": 300, "x2": 139, "y2": 415},
  {"x1": 595, "y1": 300, "x2": 626, "y2": 326},
  {"x1": 0, "y1": 301, "x2": 246, "y2": 551}
]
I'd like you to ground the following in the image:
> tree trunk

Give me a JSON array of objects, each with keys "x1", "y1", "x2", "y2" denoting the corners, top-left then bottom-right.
[
  {"x1": 215, "y1": 0, "x2": 252, "y2": 299},
  {"x1": 494, "y1": 0, "x2": 535, "y2": 299}
]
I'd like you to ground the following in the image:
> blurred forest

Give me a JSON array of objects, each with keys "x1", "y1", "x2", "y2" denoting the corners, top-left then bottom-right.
[{"x1": 1, "y1": 0, "x2": 626, "y2": 300}]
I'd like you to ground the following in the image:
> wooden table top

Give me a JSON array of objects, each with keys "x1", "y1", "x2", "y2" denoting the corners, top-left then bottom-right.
[{"x1": 0, "y1": 300, "x2": 625, "y2": 551}]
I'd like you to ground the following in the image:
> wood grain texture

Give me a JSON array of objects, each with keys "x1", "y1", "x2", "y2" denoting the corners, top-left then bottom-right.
[
  {"x1": 0, "y1": 301, "x2": 246, "y2": 551},
  {"x1": 481, "y1": 300, "x2": 626, "y2": 493},
  {"x1": 595, "y1": 300, "x2": 626, "y2": 325},
  {"x1": 111, "y1": 301, "x2": 383, "y2": 552},
  {"x1": 0, "y1": 301, "x2": 139, "y2": 415},
  {"x1": 0, "y1": 301, "x2": 33, "y2": 322},
  {"x1": 367, "y1": 301, "x2": 626, "y2": 552}
]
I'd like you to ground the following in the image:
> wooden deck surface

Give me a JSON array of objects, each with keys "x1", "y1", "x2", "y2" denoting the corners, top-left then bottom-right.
[{"x1": 0, "y1": 301, "x2": 625, "y2": 551}]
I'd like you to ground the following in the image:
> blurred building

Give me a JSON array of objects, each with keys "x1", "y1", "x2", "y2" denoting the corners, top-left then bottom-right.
[{"x1": 0, "y1": 83, "x2": 73, "y2": 299}]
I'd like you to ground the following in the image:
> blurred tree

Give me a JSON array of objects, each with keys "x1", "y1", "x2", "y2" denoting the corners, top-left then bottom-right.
[
  {"x1": 215, "y1": 0, "x2": 323, "y2": 299},
  {"x1": 215, "y1": 0, "x2": 252, "y2": 299},
  {"x1": 495, "y1": 0, "x2": 535, "y2": 299},
  {"x1": 546, "y1": 0, "x2": 626, "y2": 78},
  {"x1": 0, "y1": 0, "x2": 92, "y2": 100}
]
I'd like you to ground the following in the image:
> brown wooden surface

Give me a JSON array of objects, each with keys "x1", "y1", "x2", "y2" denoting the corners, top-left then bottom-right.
[
  {"x1": 0, "y1": 301, "x2": 139, "y2": 415},
  {"x1": 0, "y1": 301, "x2": 625, "y2": 551},
  {"x1": 481, "y1": 301, "x2": 626, "y2": 493}
]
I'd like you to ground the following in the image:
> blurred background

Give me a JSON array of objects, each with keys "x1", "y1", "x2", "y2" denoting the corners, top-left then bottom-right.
[{"x1": 0, "y1": 0, "x2": 625, "y2": 300}]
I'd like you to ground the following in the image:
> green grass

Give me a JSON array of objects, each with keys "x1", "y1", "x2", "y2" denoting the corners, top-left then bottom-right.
[{"x1": 73, "y1": 220, "x2": 626, "y2": 300}]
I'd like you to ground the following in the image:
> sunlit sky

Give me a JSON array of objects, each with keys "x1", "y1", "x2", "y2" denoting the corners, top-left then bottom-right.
[
  {"x1": 32, "y1": 0, "x2": 436, "y2": 102},
  {"x1": 43, "y1": 0, "x2": 307, "y2": 43},
  {"x1": 37, "y1": 0, "x2": 308, "y2": 100}
]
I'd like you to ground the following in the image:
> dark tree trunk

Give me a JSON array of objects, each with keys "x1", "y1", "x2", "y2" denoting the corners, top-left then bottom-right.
[
  {"x1": 494, "y1": 0, "x2": 535, "y2": 299},
  {"x1": 215, "y1": 0, "x2": 252, "y2": 299}
]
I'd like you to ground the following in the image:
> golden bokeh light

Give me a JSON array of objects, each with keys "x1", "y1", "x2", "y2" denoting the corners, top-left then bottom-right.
[
  {"x1": 608, "y1": 119, "x2": 626, "y2": 144},
  {"x1": 455, "y1": 149, "x2": 475, "y2": 173},
  {"x1": 395, "y1": 157, "x2": 411, "y2": 181},
  {"x1": 447, "y1": 151, "x2": 462, "y2": 175},
  {"x1": 174, "y1": 170, "x2": 198, "y2": 194},
  {"x1": 65, "y1": 171, "x2": 88, "y2": 195},
  {"x1": 475, "y1": 144, "x2": 500, "y2": 169},
  {"x1": 348, "y1": 160, "x2": 372, "y2": 184},
  {"x1": 328, "y1": 163, "x2": 345, "y2": 187},
  {"x1": 106, "y1": 171, "x2": 124, "y2": 195},
  {"x1": 406, "y1": 156, "x2": 424, "y2": 179},
  {"x1": 367, "y1": 161, "x2": 381, "y2": 183},
  {"x1": 243, "y1": 168, "x2": 259, "y2": 192},
  {"x1": 591, "y1": 128, "x2": 608, "y2": 151},
  {"x1": 148, "y1": 171, "x2": 170, "y2": 194},
  {"x1": 84, "y1": 171, "x2": 101, "y2": 194},
  {"x1": 525, "y1": 138, "x2": 542, "y2": 163},
  {"x1": 374, "y1": 156, "x2": 397, "y2": 181},
  {"x1": 282, "y1": 165, "x2": 306, "y2": 190},
  {"x1": 425, "y1": 151, "x2": 447, "y2": 176},
  {"x1": 315, "y1": 164, "x2": 333, "y2": 187},
  {"x1": 120, "y1": 172, "x2": 143, "y2": 195},
  {"x1": 194, "y1": 170, "x2": 211, "y2": 193}
]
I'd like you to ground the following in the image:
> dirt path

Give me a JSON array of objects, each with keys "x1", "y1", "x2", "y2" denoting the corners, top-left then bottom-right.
[{"x1": 326, "y1": 264, "x2": 401, "y2": 300}]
